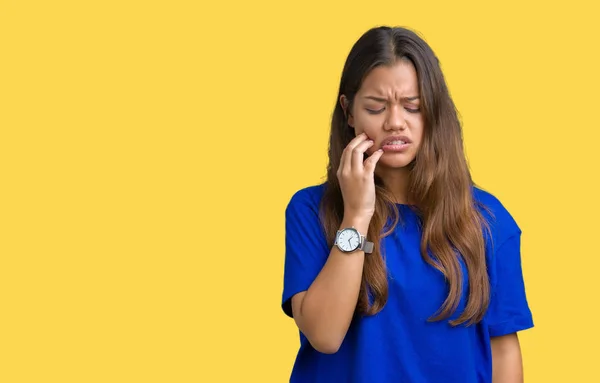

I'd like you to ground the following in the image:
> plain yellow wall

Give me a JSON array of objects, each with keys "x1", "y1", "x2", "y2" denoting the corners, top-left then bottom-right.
[{"x1": 2, "y1": 0, "x2": 599, "y2": 382}]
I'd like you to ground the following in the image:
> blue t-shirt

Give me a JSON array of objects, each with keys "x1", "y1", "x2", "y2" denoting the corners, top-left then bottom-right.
[{"x1": 281, "y1": 183, "x2": 533, "y2": 383}]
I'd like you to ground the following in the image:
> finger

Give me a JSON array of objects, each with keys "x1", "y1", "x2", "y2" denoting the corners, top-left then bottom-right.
[
  {"x1": 346, "y1": 132, "x2": 369, "y2": 151},
  {"x1": 352, "y1": 139, "x2": 374, "y2": 171},
  {"x1": 342, "y1": 133, "x2": 368, "y2": 174},
  {"x1": 364, "y1": 149, "x2": 384, "y2": 174}
]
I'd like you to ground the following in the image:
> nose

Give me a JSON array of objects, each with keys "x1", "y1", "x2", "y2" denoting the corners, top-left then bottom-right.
[{"x1": 384, "y1": 105, "x2": 406, "y2": 131}]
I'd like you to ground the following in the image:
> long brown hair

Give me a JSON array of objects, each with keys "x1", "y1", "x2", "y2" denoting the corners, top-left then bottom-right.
[{"x1": 320, "y1": 26, "x2": 491, "y2": 326}]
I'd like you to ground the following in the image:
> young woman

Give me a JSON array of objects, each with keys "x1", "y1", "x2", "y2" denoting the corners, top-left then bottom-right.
[{"x1": 281, "y1": 26, "x2": 534, "y2": 382}]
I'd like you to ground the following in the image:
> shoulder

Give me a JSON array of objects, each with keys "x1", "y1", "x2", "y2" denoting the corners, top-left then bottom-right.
[
  {"x1": 286, "y1": 182, "x2": 327, "y2": 215},
  {"x1": 284, "y1": 182, "x2": 330, "y2": 242},
  {"x1": 472, "y1": 186, "x2": 522, "y2": 247}
]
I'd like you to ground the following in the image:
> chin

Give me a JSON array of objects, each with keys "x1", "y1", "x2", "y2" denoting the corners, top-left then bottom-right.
[{"x1": 379, "y1": 153, "x2": 416, "y2": 169}]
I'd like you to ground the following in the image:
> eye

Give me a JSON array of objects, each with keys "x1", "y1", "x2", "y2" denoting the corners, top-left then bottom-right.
[
  {"x1": 366, "y1": 108, "x2": 385, "y2": 115},
  {"x1": 405, "y1": 107, "x2": 420, "y2": 113}
]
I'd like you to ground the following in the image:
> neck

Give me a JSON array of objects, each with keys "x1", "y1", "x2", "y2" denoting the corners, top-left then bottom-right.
[{"x1": 376, "y1": 166, "x2": 411, "y2": 205}]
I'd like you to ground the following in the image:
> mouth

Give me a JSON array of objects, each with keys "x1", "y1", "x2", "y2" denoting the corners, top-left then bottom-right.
[{"x1": 380, "y1": 136, "x2": 412, "y2": 152}]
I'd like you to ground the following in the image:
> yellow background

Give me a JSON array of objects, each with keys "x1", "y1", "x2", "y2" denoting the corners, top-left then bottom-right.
[{"x1": 1, "y1": 0, "x2": 599, "y2": 382}]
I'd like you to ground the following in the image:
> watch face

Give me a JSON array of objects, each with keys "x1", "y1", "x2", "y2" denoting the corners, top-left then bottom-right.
[{"x1": 337, "y1": 228, "x2": 360, "y2": 252}]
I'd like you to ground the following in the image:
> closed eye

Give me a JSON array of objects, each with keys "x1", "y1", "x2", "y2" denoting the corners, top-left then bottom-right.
[{"x1": 367, "y1": 107, "x2": 420, "y2": 114}]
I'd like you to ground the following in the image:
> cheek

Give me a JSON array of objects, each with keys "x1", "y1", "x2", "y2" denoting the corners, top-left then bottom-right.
[
  {"x1": 353, "y1": 115, "x2": 380, "y2": 138},
  {"x1": 409, "y1": 116, "x2": 425, "y2": 141}
]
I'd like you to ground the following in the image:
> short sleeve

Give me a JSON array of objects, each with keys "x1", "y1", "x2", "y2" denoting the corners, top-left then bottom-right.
[
  {"x1": 281, "y1": 189, "x2": 330, "y2": 318},
  {"x1": 485, "y1": 231, "x2": 534, "y2": 337}
]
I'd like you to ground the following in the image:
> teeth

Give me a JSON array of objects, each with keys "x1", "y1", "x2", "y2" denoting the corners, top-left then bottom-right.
[{"x1": 388, "y1": 140, "x2": 406, "y2": 145}]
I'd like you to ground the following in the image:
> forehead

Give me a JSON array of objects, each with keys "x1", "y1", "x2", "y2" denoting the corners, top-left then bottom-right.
[{"x1": 358, "y1": 61, "x2": 419, "y2": 96}]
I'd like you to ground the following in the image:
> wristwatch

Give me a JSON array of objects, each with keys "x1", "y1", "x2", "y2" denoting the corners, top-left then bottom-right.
[{"x1": 334, "y1": 227, "x2": 374, "y2": 254}]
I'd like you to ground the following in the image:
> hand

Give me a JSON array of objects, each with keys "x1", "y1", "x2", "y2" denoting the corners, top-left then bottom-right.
[{"x1": 336, "y1": 133, "x2": 384, "y2": 225}]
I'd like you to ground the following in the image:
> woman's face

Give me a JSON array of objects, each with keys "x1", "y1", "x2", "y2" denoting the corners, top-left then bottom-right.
[{"x1": 342, "y1": 60, "x2": 424, "y2": 170}]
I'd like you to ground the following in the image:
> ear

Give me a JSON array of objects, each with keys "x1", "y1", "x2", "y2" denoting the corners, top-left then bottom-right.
[{"x1": 339, "y1": 95, "x2": 355, "y2": 127}]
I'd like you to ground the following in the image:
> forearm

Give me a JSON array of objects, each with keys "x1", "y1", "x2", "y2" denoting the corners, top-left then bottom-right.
[
  {"x1": 294, "y1": 217, "x2": 369, "y2": 353},
  {"x1": 491, "y1": 334, "x2": 524, "y2": 383}
]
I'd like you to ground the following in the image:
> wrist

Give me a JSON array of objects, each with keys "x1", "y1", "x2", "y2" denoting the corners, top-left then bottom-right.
[{"x1": 340, "y1": 215, "x2": 371, "y2": 235}]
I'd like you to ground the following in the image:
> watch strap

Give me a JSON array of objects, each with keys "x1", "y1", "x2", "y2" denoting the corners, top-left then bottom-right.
[{"x1": 361, "y1": 239, "x2": 374, "y2": 254}]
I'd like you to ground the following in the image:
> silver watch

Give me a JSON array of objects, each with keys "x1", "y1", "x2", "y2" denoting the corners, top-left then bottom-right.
[{"x1": 334, "y1": 227, "x2": 374, "y2": 254}]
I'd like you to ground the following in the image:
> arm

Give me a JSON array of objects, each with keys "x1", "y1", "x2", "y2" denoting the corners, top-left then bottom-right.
[
  {"x1": 291, "y1": 217, "x2": 369, "y2": 354},
  {"x1": 491, "y1": 333, "x2": 524, "y2": 383},
  {"x1": 287, "y1": 133, "x2": 383, "y2": 354},
  {"x1": 484, "y1": 225, "x2": 533, "y2": 381}
]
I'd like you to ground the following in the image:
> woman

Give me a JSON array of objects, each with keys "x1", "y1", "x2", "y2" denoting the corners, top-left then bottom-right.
[{"x1": 281, "y1": 26, "x2": 533, "y2": 382}]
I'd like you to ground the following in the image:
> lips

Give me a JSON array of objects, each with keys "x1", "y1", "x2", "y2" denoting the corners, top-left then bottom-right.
[{"x1": 381, "y1": 136, "x2": 412, "y2": 147}]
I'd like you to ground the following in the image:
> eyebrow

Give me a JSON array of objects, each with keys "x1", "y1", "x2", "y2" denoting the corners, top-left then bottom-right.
[{"x1": 364, "y1": 96, "x2": 420, "y2": 102}]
